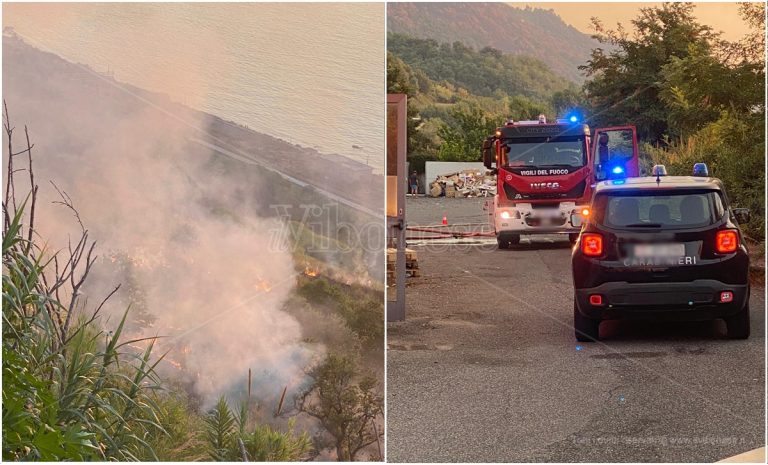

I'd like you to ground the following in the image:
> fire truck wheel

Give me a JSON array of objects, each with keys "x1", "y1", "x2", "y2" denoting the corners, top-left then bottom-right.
[
  {"x1": 568, "y1": 233, "x2": 579, "y2": 244},
  {"x1": 726, "y1": 304, "x2": 750, "y2": 339},
  {"x1": 574, "y1": 301, "x2": 600, "y2": 342},
  {"x1": 497, "y1": 233, "x2": 520, "y2": 249}
]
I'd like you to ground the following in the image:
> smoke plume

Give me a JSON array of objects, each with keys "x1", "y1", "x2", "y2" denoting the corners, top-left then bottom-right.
[{"x1": 3, "y1": 33, "x2": 328, "y2": 406}]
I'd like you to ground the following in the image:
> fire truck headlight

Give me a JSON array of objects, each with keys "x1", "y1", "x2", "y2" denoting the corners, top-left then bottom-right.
[{"x1": 499, "y1": 210, "x2": 519, "y2": 220}]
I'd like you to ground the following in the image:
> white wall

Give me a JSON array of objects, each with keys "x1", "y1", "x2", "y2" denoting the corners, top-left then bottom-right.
[{"x1": 425, "y1": 161, "x2": 487, "y2": 185}]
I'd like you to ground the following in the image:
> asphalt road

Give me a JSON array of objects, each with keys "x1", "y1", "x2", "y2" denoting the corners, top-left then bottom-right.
[{"x1": 387, "y1": 197, "x2": 765, "y2": 463}]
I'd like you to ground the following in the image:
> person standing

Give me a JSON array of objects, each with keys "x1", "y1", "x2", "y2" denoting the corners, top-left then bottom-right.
[
  {"x1": 409, "y1": 170, "x2": 419, "y2": 195},
  {"x1": 596, "y1": 133, "x2": 611, "y2": 180}
]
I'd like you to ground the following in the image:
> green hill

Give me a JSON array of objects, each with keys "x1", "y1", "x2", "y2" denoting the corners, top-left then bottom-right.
[
  {"x1": 387, "y1": 2, "x2": 599, "y2": 82},
  {"x1": 388, "y1": 33, "x2": 573, "y2": 101},
  {"x1": 387, "y1": 34, "x2": 583, "y2": 162}
]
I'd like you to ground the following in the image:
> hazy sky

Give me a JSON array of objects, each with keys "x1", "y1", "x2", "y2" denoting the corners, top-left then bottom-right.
[{"x1": 516, "y1": 2, "x2": 749, "y2": 41}]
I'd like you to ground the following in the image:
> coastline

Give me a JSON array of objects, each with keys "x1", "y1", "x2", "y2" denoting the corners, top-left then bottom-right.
[{"x1": 3, "y1": 32, "x2": 384, "y2": 216}]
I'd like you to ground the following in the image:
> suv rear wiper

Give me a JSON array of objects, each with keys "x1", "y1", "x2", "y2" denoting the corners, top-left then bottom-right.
[{"x1": 624, "y1": 223, "x2": 663, "y2": 228}]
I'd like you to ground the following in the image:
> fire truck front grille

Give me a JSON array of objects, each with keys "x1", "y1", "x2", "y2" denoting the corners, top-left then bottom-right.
[{"x1": 503, "y1": 179, "x2": 587, "y2": 201}]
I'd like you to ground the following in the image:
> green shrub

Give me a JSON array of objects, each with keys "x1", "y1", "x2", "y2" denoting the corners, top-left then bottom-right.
[
  {"x1": 644, "y1": 111, "x2": 764, "y2": 240},
  {"x1": 297, "y1": 276, "x2": 383, "y2": 353},
  {"x1": 298, "y1": 354, "x2": 383, "y2": 461},
  {"x1": 2, "y1": 205, "x2": 165, "y2": 461},
  {"x1": 203, "y1": 397, "x2": 310, "y2": 461},
  {"x1": 147, "y1": 389, "x2": 208, "y2": 461}
]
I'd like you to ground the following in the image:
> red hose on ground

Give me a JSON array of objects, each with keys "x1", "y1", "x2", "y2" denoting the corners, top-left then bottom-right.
[{"x1": 406, "y1": 225, "x2": 495, "y2": 239}]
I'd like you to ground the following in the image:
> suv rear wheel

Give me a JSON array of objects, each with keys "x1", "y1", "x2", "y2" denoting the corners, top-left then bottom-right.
[
  {"x1": 574, "y1": 301, "x2": 600, "y2": 342},
  {"x1": 725, "y1": 304, "x2": 750, "y2": 339}
]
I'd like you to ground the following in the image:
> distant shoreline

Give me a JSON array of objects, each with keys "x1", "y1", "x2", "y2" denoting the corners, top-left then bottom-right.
[{"x1": 3, "y1": 31, "x2": 384, "y2": 215}]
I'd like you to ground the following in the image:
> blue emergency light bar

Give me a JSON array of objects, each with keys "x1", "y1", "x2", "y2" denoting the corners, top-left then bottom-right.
[
  {"x1": 607, "y1": 164, "x2": 627, "y2": 181},
  {"x1": 651, "y1": 165, "x2": 668, "y2": 176},
  {"x1": 693, "y1": 163, "x2": 709, "y2": 177},
  {"x1": 556, "y1": 111, "x2": 582, "y2": 125}
]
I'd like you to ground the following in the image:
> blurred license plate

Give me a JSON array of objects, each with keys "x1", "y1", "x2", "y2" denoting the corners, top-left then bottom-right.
[{"x1": 633, "y1": 243, "x2": 685, "y2": 258}]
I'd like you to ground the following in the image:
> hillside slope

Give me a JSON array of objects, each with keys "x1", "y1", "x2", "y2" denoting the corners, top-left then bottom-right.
[
  {"x1": 388, "y1": 33, "x2": 573, "y2": 100},
  {"x1": 387, "y1": 2, "x2": 599, "y2": 82},
  {"x1": 3, "y1": 33, "x2": 384, "y2": 280}
]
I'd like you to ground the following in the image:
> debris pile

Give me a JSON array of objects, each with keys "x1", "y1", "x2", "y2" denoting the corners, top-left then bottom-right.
[
  {"x1": 387, "y1": 248, "x2": 420, "y2": 282},
  {"x1": 428, "y1": 169, "x2": 496, "y2": 198}
]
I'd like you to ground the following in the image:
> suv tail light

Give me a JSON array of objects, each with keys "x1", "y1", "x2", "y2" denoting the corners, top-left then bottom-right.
[
  {"x1": 581, "y1": 233, "x2": 603, "y2": 257},
  {"x1": 589, "y1": 294, "x2": 604, "y2": 306},
  {"x1": 715, "y1": 229, "x2": 739, "y2": 253}
]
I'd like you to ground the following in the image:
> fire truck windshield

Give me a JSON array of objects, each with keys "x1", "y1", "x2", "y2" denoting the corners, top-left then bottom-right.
[{"x1": 502, "y1": 136, "x2": 585, "y2": 168}]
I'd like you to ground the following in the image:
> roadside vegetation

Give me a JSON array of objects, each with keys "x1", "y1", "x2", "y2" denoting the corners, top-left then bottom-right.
[
  {"x1": 2, "y1": 106, "x2": 383, "y2": 461},
  {"x1": 2, "y1": 110, "x2": 167, "y2": 460},
  {"x1": 203, "y1": 398, "x2": 310, "y2": 461},
  {"x1": 388, "y1": 2, "x2": 764, "y2": 242},
  {"x1": 581, "y1": 2, "x2": 764, "y2": 241},
  {"x1": 297, "y1": 276, "x2": 384, "y2": 355},
  {"x1": 297, "y1": 354, "x2": 383, "y2": 461}
]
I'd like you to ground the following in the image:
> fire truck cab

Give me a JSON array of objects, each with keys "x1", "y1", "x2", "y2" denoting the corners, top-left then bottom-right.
[{"x1": 483, "y1": 115, "x2": 639, "y2": 249}]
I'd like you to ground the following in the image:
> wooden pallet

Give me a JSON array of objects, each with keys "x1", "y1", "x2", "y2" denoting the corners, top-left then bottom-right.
[
  {"x1": 387, "y1": 248, "x2": 420, "y2": 279},
  {"x1": 387, "y1": 248, "x2": 417, "y2": 262}
]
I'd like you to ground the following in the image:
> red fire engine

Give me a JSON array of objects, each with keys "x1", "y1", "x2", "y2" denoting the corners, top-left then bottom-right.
[{"x1": 482, "y1": 114, "x2": 639, "y2": 248}]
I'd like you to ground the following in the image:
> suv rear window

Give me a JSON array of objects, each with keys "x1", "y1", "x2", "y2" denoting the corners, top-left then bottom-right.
[{"x1": 593, "y1": 190, "x2": 723, "y2": 229}]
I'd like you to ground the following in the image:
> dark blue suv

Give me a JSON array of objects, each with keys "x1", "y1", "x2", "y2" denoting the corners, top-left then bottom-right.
[{"x1": 571, "y1": 172, "x2": 751, "y2": 341}]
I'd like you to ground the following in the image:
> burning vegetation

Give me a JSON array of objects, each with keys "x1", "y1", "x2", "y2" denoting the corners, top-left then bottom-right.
[
  {"x1": 3, "y1": 25, "x2": 384, "y2": 459},
  {"x1": 2, "y1": 110, "x2": 384, "y2": 461},
  {"x1": 304, "y1": 266, "x2": 320, "y2": 277},
  {"x1": 302, "y1": 259, "x2": 323, "y2": 278}
]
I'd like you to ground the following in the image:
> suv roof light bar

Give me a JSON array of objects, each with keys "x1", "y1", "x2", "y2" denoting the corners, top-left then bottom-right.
[{"x1": 693, "y1": 163, "x2": 709, "y2": 177}]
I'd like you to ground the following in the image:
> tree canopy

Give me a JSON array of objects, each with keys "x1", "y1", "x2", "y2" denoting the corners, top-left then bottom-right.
[
  {"x1": 581, "y1": 2, "x2": 763, "y2": 143},
  {"x1": 387, "y1": 34, "x2": 580, "y2": 162},
  {"x1": 389, "y1": 33, "x2": 572, "y2": 101}
]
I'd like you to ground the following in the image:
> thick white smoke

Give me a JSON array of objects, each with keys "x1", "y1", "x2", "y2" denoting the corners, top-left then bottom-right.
[{"x1": 3, "y1": 35, "x2": 324, "y2": 406}]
